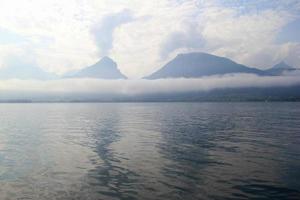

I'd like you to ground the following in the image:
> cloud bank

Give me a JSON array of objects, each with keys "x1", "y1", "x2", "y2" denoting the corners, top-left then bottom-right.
[{"x1": 0, "y1": 74, "x2": 299, "y2": 100}]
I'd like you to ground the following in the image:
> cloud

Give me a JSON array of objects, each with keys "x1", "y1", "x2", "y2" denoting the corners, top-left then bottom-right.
[
  {"x1": 198, "y1": 5, "x2": 297, "y2": 68},
  {"x1": 160, "y1": 23, "x2": 205, "y2": 60},
  {"x1": 91, "y1": 9, "x2": 134, "y2": 56},
  {"x1": 0, "y1": 0, "x2": 98, "y2": 75},
  {"x1": 0, "y1": 74, "x2": 299, "y2": 99},
  {"x1": 0, "y1": 0, "x2": 299, "y2": 78},
  {"x1": 110, "y1": 0, "x2": 300, "y2": 77}
]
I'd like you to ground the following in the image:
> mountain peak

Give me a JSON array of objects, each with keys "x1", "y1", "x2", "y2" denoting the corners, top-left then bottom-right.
[
  {"x1": 272, "y1": 61, "x2": 294, "y2": 69},
  {"x1": 99, "y1": 56, "x2": 115, "y2": 63},
  {"x1": 65, "y1": 57, "x2": 127, "y2": 79},
  {"x1": 94, "y1": 56, "x2": 116, "y2": 66},
  {"x1": 145, "y1": 52, "x2": 264, "y2": 79},
  {"x1": 264, "y1": 61, "x2": 297, "y2": 75},
  {"x1": 176, "y1": 52, "x2": 219, "y2": 59}
]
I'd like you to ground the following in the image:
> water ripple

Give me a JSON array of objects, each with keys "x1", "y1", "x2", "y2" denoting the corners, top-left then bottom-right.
[{"x1": 0, "y1": 103, "x2": 299, "y2": 199}]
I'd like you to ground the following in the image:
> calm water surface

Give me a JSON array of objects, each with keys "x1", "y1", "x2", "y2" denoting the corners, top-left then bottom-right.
[{"x1": 0, "y1": 103, "x2": 299, "y2": 200}]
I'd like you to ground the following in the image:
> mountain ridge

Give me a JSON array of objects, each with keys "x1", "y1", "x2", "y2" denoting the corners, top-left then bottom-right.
[
  {"x1": 145, "y1": 52, "x2": 298, "y2": 79},
  {"x1": 64, "y1": 56, "x2": 127, "y2": 79},
  {"x1": 145, "y1": 52, "x2": 266, "y2": 79},
  {"x1": 0, "y1": 63, "x2": 57, "y2": 80},
  {"x1": 265, "y1": 61, "x2": 297, "y2": 76}
]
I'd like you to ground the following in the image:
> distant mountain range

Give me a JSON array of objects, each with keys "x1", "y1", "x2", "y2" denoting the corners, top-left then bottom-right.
[
  {"x1": 0, "y1": 52, "x2": 298, "y2": 80},
  {"x1": 64, "y1": 56, "x2": 127, "y2": 79},
  {"x1": 0, "y1": 56, "x2": 127, "y2": 80},
  {"x1": 264, "y1": 61, "x2": 297, "y2": 76},
  {"x1": 145, "y1": 52, "x2": 298, "y2": 79},
  {"x1": 0, "y1": 64, "x2": 57, "y2": 80}
]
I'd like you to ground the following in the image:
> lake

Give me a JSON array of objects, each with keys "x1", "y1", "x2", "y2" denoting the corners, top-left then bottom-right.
[{"x1": 0, "y1": 103, "x2": 299, "y2": 200}]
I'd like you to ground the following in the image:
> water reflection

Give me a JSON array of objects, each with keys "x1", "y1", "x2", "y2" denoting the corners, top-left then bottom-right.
[
  {"x1": 87, "y1": 107, "x2": 140, "y2": 200},
  {"x1": 0, "y1": 103, "x2": 299, "y2": 200}
]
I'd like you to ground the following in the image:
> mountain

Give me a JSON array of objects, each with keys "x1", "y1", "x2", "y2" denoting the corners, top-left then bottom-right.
[
  {"x1": 65, "y1": 57, "x2": 127, "y2": 79},
  {"x1": 0, "y1": 63, "x2": 57, "y2": 80},
  {"x1": 265, "y1": 61, "x2": 297, "y2": 75},
  {"x1": 145, "y1": 52, "x2": 265, "y2": 79}
]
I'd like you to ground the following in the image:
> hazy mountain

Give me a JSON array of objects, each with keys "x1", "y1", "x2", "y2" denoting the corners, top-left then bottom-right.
[
  {"x1": 145, "y1": 52, "x2": 265, "y2": 79},
  {"x1": 0, "y1": 62, "x2": 57, "y2": 80},
  {"x1": 265, "y1": 61, "x2": 297, "y2": 75},
  {"x1": 65, "y1": 56, "x2": 127, "y2": 79}
]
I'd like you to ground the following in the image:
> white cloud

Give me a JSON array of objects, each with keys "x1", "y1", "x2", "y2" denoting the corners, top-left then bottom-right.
[
  {"x1": 0, "y1": 74, "x2": 299, "y2": 97},
  {"x1": 91, "y1": 9, "x2": 134, "y2": 56},
  {"x1": 0, "y1": 0, "x2": 298, "y2": 78},
  {"x1": 200, "y1": 6, "x2": 297, "y2": 68}
]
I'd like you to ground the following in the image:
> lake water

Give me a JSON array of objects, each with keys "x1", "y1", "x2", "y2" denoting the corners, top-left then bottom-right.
[{"x1": 0, "y1": 103, "x2": 299, "y2": 200}]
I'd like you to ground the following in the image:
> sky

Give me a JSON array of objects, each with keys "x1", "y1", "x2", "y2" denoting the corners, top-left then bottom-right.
[{"x1": 0, "y1": 0, "x2": 299, "y2": 78}]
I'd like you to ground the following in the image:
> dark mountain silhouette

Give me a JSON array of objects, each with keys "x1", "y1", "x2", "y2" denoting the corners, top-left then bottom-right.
[
  {"x1": 65, "y1": 56, "x2": 127, "y2": 79},
  {"x1": 145, "y1": 52, "x2": 265, "y2": 79}
]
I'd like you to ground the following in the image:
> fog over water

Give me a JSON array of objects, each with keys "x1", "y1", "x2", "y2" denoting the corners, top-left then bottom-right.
[{"x1": 0, "y1": 73, "x2": 299, "y2": 98}]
